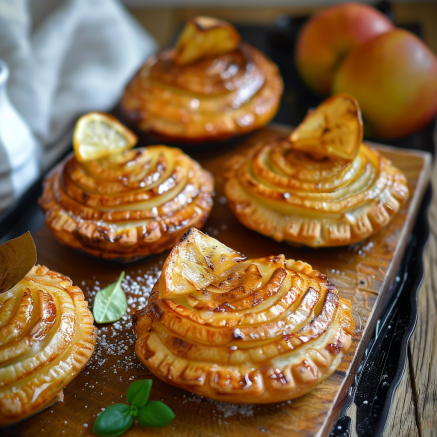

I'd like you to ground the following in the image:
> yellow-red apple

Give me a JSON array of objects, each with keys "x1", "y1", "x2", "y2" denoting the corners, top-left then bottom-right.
[
  {"x1": 295, "y1": 3, "x2": 393, "y2": 95},
  {"x1": 332, "y1": 29, "x2": 437, "y2": 138}
]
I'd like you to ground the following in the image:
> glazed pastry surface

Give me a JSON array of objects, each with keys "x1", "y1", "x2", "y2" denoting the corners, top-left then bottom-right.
[
  {"x1": 225, "y1": 96, "x2": 409, "y2": 247},
  {"x1": 133, "y1": 228, "x2": 354, "y2": 403},
  {"x1": 39, "y1": 146, "x2": 214, "y2": 261},
  {"x1": 121, "y1": 18, "x2": 283, "y2": 143},
  {"x1": 0, "y1": 265, "x2": 96, "y2": 425}
]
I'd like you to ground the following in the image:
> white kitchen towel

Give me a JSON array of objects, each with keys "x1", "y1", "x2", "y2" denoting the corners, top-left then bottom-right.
[{"x1": 0, "y1": 0, "x2": 157, "y2": 212}]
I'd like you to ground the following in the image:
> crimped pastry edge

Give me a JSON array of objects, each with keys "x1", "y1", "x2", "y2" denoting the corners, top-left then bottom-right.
[
  {"x1": 0, "y1": 265, "x2": 96, "y2": 426},
  {"x1": 38, "y1": 157, "x2": 214, "y2": 261},
  {"x1": 224, "y1": 144, "x2": 409, "y2": 247},
  {"x1": 2, "y1": 390, "x2": 64, "y2": 427},
  {"x1": 133, "y1": 259, "x2": 355, "y2": 404}
]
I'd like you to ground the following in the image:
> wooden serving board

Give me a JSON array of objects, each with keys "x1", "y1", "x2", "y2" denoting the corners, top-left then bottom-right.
[{"x1": 6, "y1": 126, "x2": 431, "y2": 437}]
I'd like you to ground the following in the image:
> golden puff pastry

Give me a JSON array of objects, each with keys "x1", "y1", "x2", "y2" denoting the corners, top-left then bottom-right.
[
  {"x1": 133, "y1": 228, "x2": 354, "y2": 404},
  {"x1": 121, "y1": 17, "x2": 283, "y2": 143},
  {"x1": 39, "y1": 145, "x2": 214, "y2": 261},
  {"x1": 0, "y1": 265, "x2": 96, "y2": 425},
  {"x1": 225, "y1": 95, "x2": 409, "y2": 247}
]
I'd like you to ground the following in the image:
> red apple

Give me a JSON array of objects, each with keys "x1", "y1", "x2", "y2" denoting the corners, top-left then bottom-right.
[
  {"x1": 295, "y1": 2, "x2": 393, "y2": 95},
  {"x1": 332, "y1": 29, "x2": 437, "y2": 138}
]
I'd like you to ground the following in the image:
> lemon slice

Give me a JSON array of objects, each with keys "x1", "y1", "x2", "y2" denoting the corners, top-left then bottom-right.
[
  {"x1": 289, "y1": 94, "x2": 363, "y2": 161},
  {"x1": 73, "y1": 112, "x2": 137, "y2": 162},
  {"x1": 160, "y1": 228, "x2": 246, "y2": 299}
]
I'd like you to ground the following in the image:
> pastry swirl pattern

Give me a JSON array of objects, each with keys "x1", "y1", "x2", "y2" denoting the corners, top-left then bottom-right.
[
  {"x1": 133, "y1": 229, "x2": 354, "y2": 403},
  {"x1": 0, "y1": 265, "x2": 96, "y2": 425},
  {"x1": 39, "y1": 146, "x2": 214, "y2": 261},
  {"x1": 225, "y1": 138, "x2": 409, "y2": 247},
  {"x1": 121, "y1": 42, "x2": 283, "y2": 142}
]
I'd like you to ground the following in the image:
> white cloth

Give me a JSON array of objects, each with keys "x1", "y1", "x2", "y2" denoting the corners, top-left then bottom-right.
[{"x1": 0, "y1": 0, "x2": 157, "y2": 211}]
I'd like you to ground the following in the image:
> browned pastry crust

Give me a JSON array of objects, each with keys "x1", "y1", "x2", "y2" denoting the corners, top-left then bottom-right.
[
  {"x1": 0, "y1": 265, "x2": 96, "y2": 425},
  {"x1": 224, "y1": 139, "x2": 409, "y2": 247},
  {"x1": 133, "y1": 230, "x2": 354, "y2": 403},
  {"x1": 121, "y1": 43, "x2": 283, "y2": 143},
  {"x1": 39, "y1": 146, "x2": 214, "y2": 261}
]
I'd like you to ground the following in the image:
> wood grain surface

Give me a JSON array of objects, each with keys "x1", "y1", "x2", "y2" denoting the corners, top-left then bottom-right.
[
  {"x1": 3, "y1": 126, "x2": 431, "y2": 437},
  {"x1": 380, "y1": 357, "x2": 420, "y2": 437},
  {"x1": 408, "y1": 154, "x2": 437, "y2": 437}
]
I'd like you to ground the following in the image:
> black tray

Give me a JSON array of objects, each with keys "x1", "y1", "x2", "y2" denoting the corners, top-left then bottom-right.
[
  {"x1": 0, "y1": 3, "x2": 434, "y2": 436},
  {"x1": 330, "y1": 184, "x2": 432, "y2": 437}
]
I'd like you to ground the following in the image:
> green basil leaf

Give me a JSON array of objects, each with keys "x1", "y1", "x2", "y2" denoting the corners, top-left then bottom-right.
[
  {"x1": 137, "y1": 401, "x2": 175, "y2": 428},
  {"x1": 93, "y1": 403, "x2": 133, "y2": 437},
  {"x1": 127, "y1": 379, "x2": 152, "y2": 408},
  {"x1": 93, "y1": 271, "x2": 127, "y2": 323},
  {"x1": 0, "y1": 232, "x2": 36, "y2": 294}
]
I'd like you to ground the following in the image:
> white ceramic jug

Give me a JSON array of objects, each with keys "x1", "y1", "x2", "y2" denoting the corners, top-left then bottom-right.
[{"x1": 0, "y1": 60, "x2": 39, "y2": 210}]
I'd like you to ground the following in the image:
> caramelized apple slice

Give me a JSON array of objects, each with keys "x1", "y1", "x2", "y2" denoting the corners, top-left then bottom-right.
[
  {"x1": 159, "y1": 228, "x2": 246, "y2": 299},
  {"x1": 289, "y1": 94, "x2": 363, "y2": 161},
  {"x1": 174, "y1": 16, "x2": 241, "y2": 66}
]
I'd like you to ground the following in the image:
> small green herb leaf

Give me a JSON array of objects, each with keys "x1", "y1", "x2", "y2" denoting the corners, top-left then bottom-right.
[
  {"x1": 93, "y1": 272, "x2": 127, "y2": 323},
  {"x1": 93, "y1": 404, "x2": 133, "y2": 437},
  {"x1": 93, "y1": 379, "x2": 175, "y2": 437},
  {"x1": 137, "y1": 401, "x2": 175, "y2": 428},
  {"x1": 0, "y1": 232, "x2": 36, "y2": 294},
  {"x1": 127, "y1": 379, "x2": 152, "y2": 408}
]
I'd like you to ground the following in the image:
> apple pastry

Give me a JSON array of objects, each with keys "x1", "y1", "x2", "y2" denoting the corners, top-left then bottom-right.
[
  {"x1": 225, "y1": 94, "x2": 409, "y2": 247},
  {"x1": 39, "y1": 113, "x2": 214, "y2": 261},
  {"x1": 0, "y1": 265, "x2": 96, "y2": 425},
  {"x1": 133, "y1": 228, "x2": 354, "y2": 403},
  {"x1": 121, "y1": 16, "x2": 283, "y2": 143}
]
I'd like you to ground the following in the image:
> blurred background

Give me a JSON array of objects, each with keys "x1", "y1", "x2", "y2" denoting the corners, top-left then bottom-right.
[{"x1": 123, "y1": 1, "x2": 437, "y2": 53}]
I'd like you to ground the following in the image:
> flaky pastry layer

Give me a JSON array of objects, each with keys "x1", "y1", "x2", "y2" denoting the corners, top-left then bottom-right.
[
  {"x1": 225, "y1": 139, "x2": 409, "y2": 247},
  {"x1": 133, "y1": 256, "x2": 354, "y2": 403},
  {"x1": 39, "y1": 146, "x2": 214, "y2": 260},
  {"x1": 0, "y1": 266, "x2": 96, "y2": 425},
  {"x1": 121, "y1": 43, "x2": 283, "y2": 143}
]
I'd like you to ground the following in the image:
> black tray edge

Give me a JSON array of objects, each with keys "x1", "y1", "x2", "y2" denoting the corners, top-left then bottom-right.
[{"x1": 321, "y1": 144, "x2": 433, "y2": 437}]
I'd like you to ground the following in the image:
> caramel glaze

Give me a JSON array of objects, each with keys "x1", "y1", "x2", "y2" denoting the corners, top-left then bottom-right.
[
  {"x1": 0, "y1": 266, "x2": 96, "y2": 426},
  {"x1": 225, "y1": 138, "x2": 409, "y2": 247},
  {"x1": 133, "y1": 255, "x2": 354, "y2": 404},
  {"x1": 39, "y1": 146, "x2": 214, "y2": 261},
  {"x1": 121, "y1": 43, "x2": 283, "y2": 143}
]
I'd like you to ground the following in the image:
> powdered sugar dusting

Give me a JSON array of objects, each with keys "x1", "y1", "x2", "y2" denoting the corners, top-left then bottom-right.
[
  {"x1": 82, "y1": 262, "x2": 163, "y2": 384},
  {"x1": 209, "y1": 400, "x2": 254, "y2": 418},
  {"x1": 180, "y1": 393, "x2": 254, "y2": 418}
]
